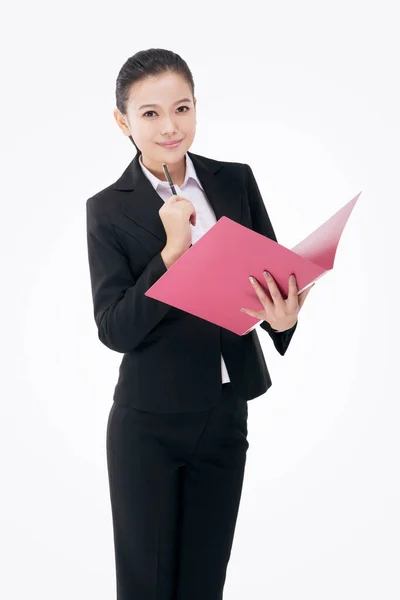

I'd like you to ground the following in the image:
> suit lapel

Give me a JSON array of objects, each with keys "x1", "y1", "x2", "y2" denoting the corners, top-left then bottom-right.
[{"x1": 112, "y1": 151, "x2": 243, "y2": 245}]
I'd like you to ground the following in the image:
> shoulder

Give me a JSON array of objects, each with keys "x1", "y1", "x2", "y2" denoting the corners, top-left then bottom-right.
[
  {"x1": 188, "y1": 151, "x2": 247, "y2": 172},
  {"x1": 188, "y1": 150, "x2": 249, "y2": 184},
  {"x1": 86, "y1": 182, "x2": 123, "y2": 219}
]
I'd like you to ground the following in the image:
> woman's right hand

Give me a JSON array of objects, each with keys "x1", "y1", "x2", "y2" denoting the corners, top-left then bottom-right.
[{"x1": 159, "y1": 194, "x2": 197, "y2": 256}]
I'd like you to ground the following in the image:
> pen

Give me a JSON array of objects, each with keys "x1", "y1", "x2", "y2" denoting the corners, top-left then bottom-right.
[
  {"x1": 162, "y1": 162, "x2": 193, "y2": 248},
  {"x1": 162, "y1": 163, "x2": 177, "y2": 196}
]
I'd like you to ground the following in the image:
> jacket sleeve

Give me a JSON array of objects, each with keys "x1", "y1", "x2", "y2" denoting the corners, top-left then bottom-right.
[
  {"x1": 86, "y1": 199, "x2": 172, "y2": 353},
  {"x1": 244, "y1": 163, "x2": 298, "y2": 356}
]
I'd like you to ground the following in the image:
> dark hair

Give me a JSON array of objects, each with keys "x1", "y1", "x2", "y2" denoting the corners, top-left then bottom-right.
[{"x1": 115, "y1": 48, "x2": 195, "y2": 154}]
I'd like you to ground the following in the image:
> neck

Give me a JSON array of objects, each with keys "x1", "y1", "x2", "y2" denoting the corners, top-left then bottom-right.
[{"x1": 141, "y1": 153, "x2": 187, "y2": 187}]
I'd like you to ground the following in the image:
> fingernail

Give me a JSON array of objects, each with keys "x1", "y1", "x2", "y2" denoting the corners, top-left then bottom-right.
[
  {"x1": 290, "y1": 274, "x2": 296, "y2": 281},
  {"x1": 263, "y1": 271, "x2": 271, "y2": 278},
  {"x1": 249, "y1": 276, "x2": 256, "y2": 285}
]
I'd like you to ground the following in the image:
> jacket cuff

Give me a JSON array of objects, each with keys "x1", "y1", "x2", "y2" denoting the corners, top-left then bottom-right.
[{"x1": 260, "y1": 319, "x2": 298, "y2": 356}]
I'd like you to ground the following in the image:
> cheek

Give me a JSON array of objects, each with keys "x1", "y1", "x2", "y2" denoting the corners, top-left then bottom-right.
[
  {"x1": 184, "y1": 122, "x2": 196, "y2": 140},
  {"x1": 136, "y1": 124, "x2": 156, "y2": 144}
]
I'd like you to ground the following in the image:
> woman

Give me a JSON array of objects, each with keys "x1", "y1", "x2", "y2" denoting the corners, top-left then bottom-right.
[{"x1": 86, "y1": 48, "x2": 313, "y2": 600}]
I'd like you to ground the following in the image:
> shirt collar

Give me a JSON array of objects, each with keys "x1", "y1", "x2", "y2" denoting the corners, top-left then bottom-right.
[{"x1": 139, "y1": 152, "x2": 204, "y2": 192}]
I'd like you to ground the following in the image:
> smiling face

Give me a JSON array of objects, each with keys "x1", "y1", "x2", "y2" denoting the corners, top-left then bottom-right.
[{"x1": 114, "y1": 71, "x2": 197, "y2": 180}]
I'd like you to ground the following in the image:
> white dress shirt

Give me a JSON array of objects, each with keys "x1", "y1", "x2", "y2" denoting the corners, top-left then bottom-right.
[{"x1": 138, "y1": 151, "x2": 231, "y2": 383}]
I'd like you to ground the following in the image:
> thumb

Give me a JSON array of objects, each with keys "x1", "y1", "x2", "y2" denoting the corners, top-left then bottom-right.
[{"x1": 298, "y1": 283, "x2": 315, "y2": 309}]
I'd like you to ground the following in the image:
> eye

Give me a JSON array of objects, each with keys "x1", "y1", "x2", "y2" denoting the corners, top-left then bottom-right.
[{"x1": 143, "y1": 106, "x2": 190, "y2": 118}]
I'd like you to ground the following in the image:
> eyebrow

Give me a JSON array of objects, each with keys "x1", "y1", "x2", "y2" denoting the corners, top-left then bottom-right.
[{"x1": 138, "y1": 97, "x2": 192, "y2": 110}]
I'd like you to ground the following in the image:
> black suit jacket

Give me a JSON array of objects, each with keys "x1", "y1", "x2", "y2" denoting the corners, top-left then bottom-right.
[{"x1": 86, "y1": 150, "x2": 298, "y2": 412}]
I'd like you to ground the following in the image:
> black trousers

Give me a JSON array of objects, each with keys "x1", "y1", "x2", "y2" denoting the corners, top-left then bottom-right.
[{"x1": 106, "y1": 382, "x2": 249, "y2": 600}]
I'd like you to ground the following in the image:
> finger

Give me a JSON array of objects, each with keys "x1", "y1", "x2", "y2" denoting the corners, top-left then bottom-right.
[
  {"x1": 263, "y1": 271, "x2": 285, "y2": 308},
  {"x1": 240, "y1": 307, "x2": 266, "y2": 319},
  {"x1": 286, "y1": 274, "x2": 299, "y2": 312},
  {"x1": 249, "y1": 276, "x2": 273, "y2": 311}
]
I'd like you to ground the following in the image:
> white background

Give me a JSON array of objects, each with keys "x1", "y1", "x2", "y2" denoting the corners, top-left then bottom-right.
[{"x1": 1, "y1": 0, "x2": 399, "y2": 598}]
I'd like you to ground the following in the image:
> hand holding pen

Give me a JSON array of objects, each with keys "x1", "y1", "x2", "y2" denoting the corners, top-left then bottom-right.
[{"x1": 159, "y1": 163, "x2": 196, "y2": 261}]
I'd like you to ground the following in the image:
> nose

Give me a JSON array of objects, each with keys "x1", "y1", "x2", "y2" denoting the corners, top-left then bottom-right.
[{"x1": 160, "y1": 116, "x2": 179, "y2": 136}]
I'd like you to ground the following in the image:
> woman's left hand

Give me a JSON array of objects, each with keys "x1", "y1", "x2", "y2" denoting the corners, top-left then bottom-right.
[{"x1": 240, "y1": 271, "x2": 314, "y2": 332}]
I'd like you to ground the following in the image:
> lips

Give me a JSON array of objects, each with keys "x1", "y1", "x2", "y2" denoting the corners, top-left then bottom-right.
[{"x1": 158, "y1": 140, "x2": 183, "y2": 147}]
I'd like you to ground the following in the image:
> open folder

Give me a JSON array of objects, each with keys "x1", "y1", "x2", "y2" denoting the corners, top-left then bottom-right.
[{"x1": 145, "y1": 192, "x2": 361, "y2": 336}]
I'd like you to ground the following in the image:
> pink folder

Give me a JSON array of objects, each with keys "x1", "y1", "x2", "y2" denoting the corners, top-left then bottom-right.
[{"x1": 145, "y1": 192, "x2": 361, "y2": 336}]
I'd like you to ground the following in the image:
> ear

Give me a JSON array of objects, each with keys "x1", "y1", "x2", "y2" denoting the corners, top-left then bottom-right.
[{"x1": 113, "y1": 107, "x2": 130, "y2": 136}]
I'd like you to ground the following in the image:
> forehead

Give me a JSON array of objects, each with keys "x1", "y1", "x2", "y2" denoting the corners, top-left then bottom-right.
[{"x1": 129, "y1": 72, "x2": 192, "y2": 109}]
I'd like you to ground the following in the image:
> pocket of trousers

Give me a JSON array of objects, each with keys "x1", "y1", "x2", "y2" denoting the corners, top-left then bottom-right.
[{"x1": 229, "y1": 400, "x2": 248, "y2": 438}]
